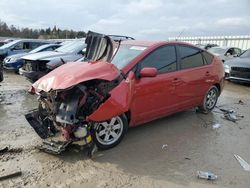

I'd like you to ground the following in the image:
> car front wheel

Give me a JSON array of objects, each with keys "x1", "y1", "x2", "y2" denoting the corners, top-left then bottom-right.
[
  {"x1": 93, "y1": 114, "x2": 128, "y2": 150},
  {"x1": 198, "y1": 86, "x2": 219, "y2": 113}
]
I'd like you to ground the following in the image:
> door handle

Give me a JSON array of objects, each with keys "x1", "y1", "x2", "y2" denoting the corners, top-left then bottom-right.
[
  {"x1": 172, "y1": 78, "x2": 182, "y2": 85},
  {"x1": 205, "y1": 71, "x2": 210, "y2": 76}
]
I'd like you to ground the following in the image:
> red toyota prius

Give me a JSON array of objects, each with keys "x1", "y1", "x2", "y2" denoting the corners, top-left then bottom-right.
[{"x1": 25, "y1": 32, "x2": 224, "y2": 154}]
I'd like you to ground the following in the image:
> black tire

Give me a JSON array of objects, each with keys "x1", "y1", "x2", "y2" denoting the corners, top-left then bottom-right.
[
  {"x1": 92, "y1": 114, "x2": 128, "y2": 150},
  {"x1": 198, "y1": 86, "x2": 219, "y2": 113},
  {"x1": 0, "y1": 69, "x2": 3, "y2": 82}
]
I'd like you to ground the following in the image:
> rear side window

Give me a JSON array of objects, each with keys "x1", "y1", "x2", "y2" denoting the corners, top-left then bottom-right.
[
  {"x1": 179, "y1": 46, "x2": 204, "y2": 69},
  {"x1": 140, "y1": 45, "x2": 177, "y2": 74},
  {"x1": 30, "y1": 42, "x2": 42, "y2": 49},
  {"x1": 202, "y1": 51, "x2": 214, "y2": 64},
  {"x1": 23, "y1": 42, "x2": 31, "y2": 49}
]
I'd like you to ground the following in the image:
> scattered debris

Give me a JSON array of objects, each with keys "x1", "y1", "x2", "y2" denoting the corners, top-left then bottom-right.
[
  {"x1": 0, "y1": 169, "x2": 22, "y2": 181},
  {"x1": 162, "y1": 144, "x2": 168, "y2": 150},
  {"x1": 0, "y1": 147, "x2": 8, "y2": 154},
  {"x1": 235, "y1": 100, "x2": 245, "y2": 105},
  {"x1": 234, "y1": 154, "x2": 250, "y2": 171},
  {"x1": 212, "y1": 123, "x2": 221, "y2": 129},
  {"x1": 37, "y1": 140, "x2": 71, "y2": 155},
  {"x1": 223, "y1": 113, "x2": 238, "y2": 122},
  {"x1": 0, "y1": 147, "x2": 23, "y2": 155},
  {"x1": 197, "y1": 171, "x2": 217, "y2": 180},
  {"x1": 215, "y1": 106, "x2": 244, "y2": 123}
]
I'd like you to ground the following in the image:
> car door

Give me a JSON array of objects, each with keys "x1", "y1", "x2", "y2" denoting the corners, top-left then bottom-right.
[
  {"x1": 174, "y1": 45, "x2": 211, "y2": 109},
  {"x1": 130, "y1": 45, "x2": 179, "y2": 125}
]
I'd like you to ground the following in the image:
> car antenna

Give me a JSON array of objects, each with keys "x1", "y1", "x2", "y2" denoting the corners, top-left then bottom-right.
[{"x1": 176, "y1": 29, "x2": 185, "y2": 41}]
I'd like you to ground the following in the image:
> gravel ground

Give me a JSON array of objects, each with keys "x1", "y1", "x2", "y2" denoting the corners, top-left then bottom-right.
[{"x1": 0, "y1": 72, "x2": 250, "y2": 188}]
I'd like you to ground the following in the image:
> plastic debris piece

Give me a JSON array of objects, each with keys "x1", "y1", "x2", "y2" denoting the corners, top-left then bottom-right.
[
  {"x1": 234, "y1": 154, "x2": 250, "y2": 171},
  {"x1": 0, "y1": 147, "x2": 8, "y2": 154},
  {"x1": 224, "y1": 113, "x2": 238, "y2": 122},
  {"x1": 212, "y1": 123, "x2": 221, "y2": 129},
  {"x1": 162, "y1": 144, "x2": 168, "y2": 150},
  {"x1": 197, "y1": 171, "x2": 217, "y2": 180},
  {"x1": 237, "y1": 100, "x2": 244, "y2": 105}
]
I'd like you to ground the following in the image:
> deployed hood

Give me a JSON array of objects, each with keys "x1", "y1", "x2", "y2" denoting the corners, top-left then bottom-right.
[
  {"x1": 225, "y1": 57, "x2": 250, "y2": 67},
  {"x1": 85, "y1": 31, "x2": 116, "y2": 63},
  {"x1": 22, "y1": 51, "x2": 65, "y2": 61},
  {"x1": 32, "y1": 61, "x2": 121, "y2": 92}
]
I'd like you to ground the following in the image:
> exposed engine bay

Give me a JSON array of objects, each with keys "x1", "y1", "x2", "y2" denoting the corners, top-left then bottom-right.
[{"x1": 25, "y1": 75, "x2": 123, "y2": 156}]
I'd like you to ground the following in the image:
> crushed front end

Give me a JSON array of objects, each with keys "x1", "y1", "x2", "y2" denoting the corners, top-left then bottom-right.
[{"x1": 25, "y1": 76, "x2": 123, "y2": 156}]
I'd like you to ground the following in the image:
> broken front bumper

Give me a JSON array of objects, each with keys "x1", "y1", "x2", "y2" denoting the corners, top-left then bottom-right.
[{"x1": 25, "y1": 109, "x2": 57, "y2": 139}]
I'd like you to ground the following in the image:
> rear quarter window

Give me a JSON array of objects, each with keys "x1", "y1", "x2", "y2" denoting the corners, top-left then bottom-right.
[
  {"x1": 179, "y1": 45, "x2": 204, "y2": 69},
  {"x1": 202, "y1": 51, "x2": 214, "y2": 64}
]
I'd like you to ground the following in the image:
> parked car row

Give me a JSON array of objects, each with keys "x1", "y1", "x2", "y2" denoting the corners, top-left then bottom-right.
[{"x1": 0, "y1": 39, "x2": 86, "y2": 82}]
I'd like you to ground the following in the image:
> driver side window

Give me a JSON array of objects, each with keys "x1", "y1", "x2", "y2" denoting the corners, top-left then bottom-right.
[{"x1": 139, "y1": 45, "x2": 177, "y2": 74}]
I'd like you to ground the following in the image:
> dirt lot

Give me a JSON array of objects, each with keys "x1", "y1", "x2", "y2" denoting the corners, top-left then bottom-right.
[{"x1": 0, "y1": 72, "x2": 250, "y2": 188}]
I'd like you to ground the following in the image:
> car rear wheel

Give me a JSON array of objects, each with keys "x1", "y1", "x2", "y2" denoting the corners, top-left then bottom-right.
[
  {"x1": 198, "y1": 86, "x2": 219, "y2": 113},
  {"x1": 0, "y1": 69, "x2": 3, "y2": 82},
  {"x1": 93, "y1": 114, "x2": 128, "y2": 150}
]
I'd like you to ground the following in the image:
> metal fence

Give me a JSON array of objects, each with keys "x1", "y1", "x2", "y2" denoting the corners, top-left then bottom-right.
[{"x1": 168, "y1": 35, "x2": 250, "y2": 50}]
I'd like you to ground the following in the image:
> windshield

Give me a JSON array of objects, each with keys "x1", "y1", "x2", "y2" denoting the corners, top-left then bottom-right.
[
  {"x1": 240, "y1": 49, "x2": 250, "y2": 58},
  {"x1": 0, "y1": 40, "x2": 19, "y2": 49},
  {"x1": 111, "y1": 45, "x2": 147, "y2": 69},
  {"x1": 29, "y1": 44, "x2": 49, "y2": 53},
  {"x1": 208, "y1": 47, "x2": 227, "y2": 55},
  {"x1": 55, "y1": 41, "x2": 85, "y2": 53}
]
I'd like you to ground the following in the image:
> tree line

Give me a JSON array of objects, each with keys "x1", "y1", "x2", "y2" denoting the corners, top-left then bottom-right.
[{"x1": 0, "y1": 19, "x2": 86, "y2": 39}]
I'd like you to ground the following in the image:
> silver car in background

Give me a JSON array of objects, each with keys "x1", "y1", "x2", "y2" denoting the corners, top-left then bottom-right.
[
  {"x1": 208, "y1": 46, "x2": 242, "y2": 62},
  {"x1": 19, "y1": 40, "x2": 86, "y2": 82}
]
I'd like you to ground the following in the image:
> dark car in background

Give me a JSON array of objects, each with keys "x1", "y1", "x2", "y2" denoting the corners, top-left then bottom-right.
[
  {"x1": 3, "y1": 43, "x2": 61, "y2": 72},
  {"x1": 0, "y1": 61, "x2": 3, "y2": 82},
  {"x1": 224, "y1": 49, "x2": 250, "y2": 83},
  {"x1": 19, "y1": 40, "x2": 86, "y2": 82}
]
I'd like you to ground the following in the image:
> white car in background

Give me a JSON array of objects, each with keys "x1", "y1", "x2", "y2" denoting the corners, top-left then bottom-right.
[{"x1": 208, "y1": 46, "x2": 242, "y2": 62}]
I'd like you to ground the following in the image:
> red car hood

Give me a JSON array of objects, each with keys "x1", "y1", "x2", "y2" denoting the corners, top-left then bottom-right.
[{"x1": 32, "y1": 61, "x2": 121, "y2": 92}]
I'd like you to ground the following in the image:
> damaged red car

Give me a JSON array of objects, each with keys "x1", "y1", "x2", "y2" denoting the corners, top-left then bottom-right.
[{"x1": 25, "y1": 31, "x2": 224, "y2": 155}]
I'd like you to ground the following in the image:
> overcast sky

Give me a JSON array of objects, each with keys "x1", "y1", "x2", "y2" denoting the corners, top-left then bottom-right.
[{"x1": 0, "y1": 0, "x2": 249, "y2": 39}]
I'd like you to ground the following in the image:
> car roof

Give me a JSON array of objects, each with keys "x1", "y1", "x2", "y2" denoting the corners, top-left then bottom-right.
[
  {"x1": 12, "y1": 39, "x2": 50, "y2": 43},
  {"x1": 121, "y1": 40, "x2": 196, "y2": 47}
]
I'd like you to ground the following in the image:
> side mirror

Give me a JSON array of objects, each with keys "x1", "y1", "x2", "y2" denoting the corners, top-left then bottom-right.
[
  {"x1": 225, "y1": 52, "x2": 231, "y2": 56},
  {"x1": 140, "y1": 67, "x2": 157, "y2": 78}
]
